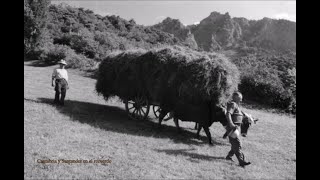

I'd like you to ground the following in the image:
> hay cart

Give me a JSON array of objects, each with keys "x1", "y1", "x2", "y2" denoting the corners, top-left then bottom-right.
[
  {"x1": 124, "y1": 97, "x2": 172, "y2": 121},
  {"x1": 95, "y1": 47, "x2": 239, "y2": 123}
]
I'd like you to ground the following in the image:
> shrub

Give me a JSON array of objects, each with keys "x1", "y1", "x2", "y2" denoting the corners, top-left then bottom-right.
[
  {"x1": 232, "y1": 51, "x2": 296, "y2": 114},
  {"x1": 39, "y1": 43, "x2": 96, "y2": 70},
  {"x1": 39, "y1": 43, "x2": 69, "y2": 64},
  {"x1": 238, "y1": 65, "x2": 295, "y2": 113},
  {"x1": 64, "y1": 52, "x2": 96, "y2": 70}
]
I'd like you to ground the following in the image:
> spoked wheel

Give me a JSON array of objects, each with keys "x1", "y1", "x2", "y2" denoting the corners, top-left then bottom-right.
[
  {"x1": 153, "y1": 105, "x2": 172, "y2": 121},
  {"x1": 125, "y1": 96, "x2": 150, "y2": 120}
]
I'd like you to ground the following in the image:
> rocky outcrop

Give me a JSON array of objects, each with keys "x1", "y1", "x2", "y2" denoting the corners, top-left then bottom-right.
[
  {"x1": 152, "y1": 12, "x2": 296, "y2": 53},
  {"x1": 153, "y1": 17, "x2": 198, "y2": 49}
]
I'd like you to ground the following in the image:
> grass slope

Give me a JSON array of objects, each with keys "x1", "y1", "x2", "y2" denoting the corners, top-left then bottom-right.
[{"x1": 24, "y1": 61, "x2": 296, "y2": 179}]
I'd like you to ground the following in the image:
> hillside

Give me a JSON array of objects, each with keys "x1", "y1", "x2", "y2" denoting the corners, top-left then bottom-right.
[
  {"x1": 24, "y1": 2, "x2": 296, "y2": 113},
  {"x1": 24, "y1": 61, "x2": 296, "y2": 179},
  {"x1": 36, "y1": 3, "x2": 182, "y2": 63}
]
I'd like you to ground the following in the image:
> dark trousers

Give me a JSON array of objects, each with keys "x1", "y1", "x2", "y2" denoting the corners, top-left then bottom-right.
[
  {"x1": 227, "y1": 125, "x2": 246, "y2": 164},
  {"x1": 54, "y1": 79, "x2": 68, "y2": 105}
]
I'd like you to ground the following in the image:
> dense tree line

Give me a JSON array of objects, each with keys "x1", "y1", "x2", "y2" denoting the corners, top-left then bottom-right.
[
  {"x1": 24, "y1": 0, "x2": 51, "y2": 58},
  {"x1": 25, "y1": 3, "x2": 180, "y2": 63}
]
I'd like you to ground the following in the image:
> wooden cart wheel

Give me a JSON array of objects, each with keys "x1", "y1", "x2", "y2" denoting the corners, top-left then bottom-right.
[
  {"x1": 153, "y1": 105, "x2": 172, "y2": 121},
  {"x1": 125, "y1": 96, "x2": 150, "y2": 120}
]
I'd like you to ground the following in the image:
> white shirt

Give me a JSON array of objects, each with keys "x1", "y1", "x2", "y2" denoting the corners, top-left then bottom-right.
[{"x1": 52, "y1": 68, "x2": 68, "y2": 82}]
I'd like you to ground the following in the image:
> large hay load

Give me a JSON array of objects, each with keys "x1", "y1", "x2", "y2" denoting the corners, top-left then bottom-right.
[{"x1": 96, "y1": 46, "x2": 239, "y2": 120}]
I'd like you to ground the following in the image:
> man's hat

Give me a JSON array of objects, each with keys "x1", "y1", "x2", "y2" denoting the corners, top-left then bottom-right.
[{"x1": 57, "y1": 59, "x2": 67, "y2": 65}]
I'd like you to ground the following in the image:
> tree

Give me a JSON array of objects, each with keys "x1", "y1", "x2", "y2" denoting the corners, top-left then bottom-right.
[{"x1": 24, "y1": 0, "x2": 51, "y2": 59}]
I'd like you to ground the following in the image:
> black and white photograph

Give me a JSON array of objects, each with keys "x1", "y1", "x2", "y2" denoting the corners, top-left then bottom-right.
[{"x1": 24, "y1": 0, "x2": 296, "y2": 179}]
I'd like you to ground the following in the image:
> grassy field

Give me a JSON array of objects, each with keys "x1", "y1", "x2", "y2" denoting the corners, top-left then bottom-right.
[{"x1": 24, "y1": 61, "x2": 296, "y2": 179}]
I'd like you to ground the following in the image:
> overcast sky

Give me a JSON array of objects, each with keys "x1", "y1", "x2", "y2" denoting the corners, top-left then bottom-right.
[{"x1": 52, "y1": 1, "x2": 296, "y2": 26}]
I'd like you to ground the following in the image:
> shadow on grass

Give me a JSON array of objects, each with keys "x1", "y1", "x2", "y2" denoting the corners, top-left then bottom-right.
[
  {"x1": 28, "y1": 97, "x2": 226, "y2": 147},
  {"x1": 25, "y1": 60, "x2": 58, "y2": 67},
  {"x1": 155, "y1": 148, "x2": 226, "y2": 162},
  {"x1": 81, "y1": 70, "x2": 98, "y2": 80},
  {"x1": 242, "y1": 99, "x2": 295, "y2": 117}
]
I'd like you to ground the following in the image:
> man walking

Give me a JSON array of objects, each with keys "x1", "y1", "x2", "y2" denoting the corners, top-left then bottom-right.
[
  {"x1": 52, "y1": 59, "x2": 69, "y2": 106},
  {"x1": 225, "y1": 92, "x2": 251, "y2": 167}
]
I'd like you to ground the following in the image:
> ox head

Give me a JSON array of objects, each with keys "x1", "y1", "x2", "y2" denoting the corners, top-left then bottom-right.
[
  {"x1": 214, "y1": 105, "x2": 258, "y2": 138},
  {"x1": 240, "y1": 112, "x2": 258, "y2": 137}
]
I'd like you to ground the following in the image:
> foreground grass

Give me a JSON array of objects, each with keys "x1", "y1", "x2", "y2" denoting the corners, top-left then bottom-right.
[{"x1": 24, "y1": 61, "x2": 296, "y2": 179}]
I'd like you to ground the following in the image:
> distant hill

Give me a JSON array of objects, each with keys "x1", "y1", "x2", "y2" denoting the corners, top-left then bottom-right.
[{"x1": 152, "y1": 12, "x2": 296, "y2": 53}]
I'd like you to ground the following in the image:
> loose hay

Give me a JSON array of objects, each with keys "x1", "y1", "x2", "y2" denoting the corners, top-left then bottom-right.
[{"x1": 95, "y1": 46, "x2": 239, "y2": 106}]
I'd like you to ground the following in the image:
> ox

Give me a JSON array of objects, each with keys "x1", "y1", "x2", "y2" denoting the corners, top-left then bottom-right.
[
  {"x1": 160, "y1": 104, "x2": 259, "y2": 144},
  {"x1": 195, "y1": 110, "x2": 258, "y2": 138},
  {"x1": 158, "y1": 100, "x2": 228, "y2": 145}
]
